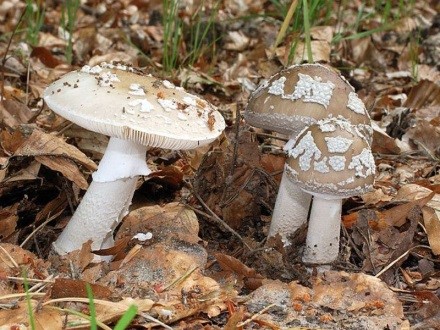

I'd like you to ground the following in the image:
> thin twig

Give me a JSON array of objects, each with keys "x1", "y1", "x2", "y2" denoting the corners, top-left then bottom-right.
[
  {"x1": 184, "y1": 194, "x2": 253, "y2": 252},
  {"x1": 236, "y1": 303, "x2": 276, "y2": 327},
  {"x1": 1, "y1": 8, "x2": 26, "y2": 103},
  {"x1": 375, "y1": 245, "x2": 431, "y2": 278},
  {"x1": 20, "y1": 211, "x2": 62, "y2": 248},
  {"x1": 0, "y1": 245, "x2": 19, "y2": 268},
  {"x1": 228, "y1": 103, "x2": 241, "y2": 177},
  {"x1": 269, "y1": 0, "x2": 299, "y2": 56},
  {"x1": 139, "y1": 312, "x2": 174, "y2": 330},
  {"x1": 184, "y1": 202, "x2": 253, "y2": 252},
  {"x1": 7, "y1": 276, "x2": 55, "y2": 283},
  {"x1": 161, "y1": 266, "x2": 198, "y2": 292},
  {"x1": 253, "y1": 131, "x2": 289, "y2": 142}
]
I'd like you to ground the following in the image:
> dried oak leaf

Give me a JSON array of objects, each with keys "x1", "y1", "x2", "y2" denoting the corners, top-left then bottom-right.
[{"x1": 12, "y1": 128, "x2": 97, "y2": 189}]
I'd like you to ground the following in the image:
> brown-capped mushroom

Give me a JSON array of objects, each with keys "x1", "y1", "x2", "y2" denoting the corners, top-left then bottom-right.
[
  {"x1": 285, "y1": 117, "x2": 375, "y2": 265},
  {"x1": 245, "y1": 63, "x2": 372, "y2": 245}
]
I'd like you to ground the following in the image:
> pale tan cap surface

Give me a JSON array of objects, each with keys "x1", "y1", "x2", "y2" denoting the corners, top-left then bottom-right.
[
  {"x1": 285, "y1": 118, "x2": 375, "y2": 198},
  {"x1": 44, "y1": 63, "x2": 225, "y2": 150},
  {"x1": 245, "y1": 63, "x2": 371, "y2": 139}
]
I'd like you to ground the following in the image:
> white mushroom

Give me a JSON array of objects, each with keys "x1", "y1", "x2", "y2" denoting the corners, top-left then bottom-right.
[
  {"x1": 245, "y1": 63, "x2": 372, "y2": 246},
  {"x1": 44, "y1": 63, "x2": 226, "y2": 256},
  {"x1": 285, "y1": 118, "x2": 375, "y2": 264}
]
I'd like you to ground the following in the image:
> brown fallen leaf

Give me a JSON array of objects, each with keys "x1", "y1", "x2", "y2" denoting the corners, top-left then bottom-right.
[
  {"x1": 34, "y1": 192, "x2": 68, "y2": 225},
  {"x1": 35, "y1": 155, "x2": 89, "y2": 190},
  {"x1": 0, "y1": 204, "x2": 18, "y2": 240},
  {"x1": 13, "y1": 128, "x2": 97, "y2": 170},
  {"x1": 215, "y1": 253, "x2": 265, "y2": 290},
  {"x1": 0, "y1": 99, "x2": 36, "y2": 128},
  {"x1": 51, "y1": 278, "x2": 112, "y2": 299},
  {"x1": 0, "y1": 300, "x2": 63, "y2": 330},
  {"x1": 31, "y1": 46, "x2": 62, "y2": 68},
  {"x1": 404, "y1": 79, "x2": 440, "y2": 109},
  {"x1": 422, "y1": 200, "x2": 440, "y2": 255}
]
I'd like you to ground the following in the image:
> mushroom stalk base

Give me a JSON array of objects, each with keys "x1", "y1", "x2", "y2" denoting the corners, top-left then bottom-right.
[
  {"x1": 268, "y1": 171, "x2": 312, "y2": 245},
  {"x1": 302, "y1": 196, "x2": 342, "y2": 265},
  {"x1": 53, "y1": 137, "x2": 149, "y2": 255}
]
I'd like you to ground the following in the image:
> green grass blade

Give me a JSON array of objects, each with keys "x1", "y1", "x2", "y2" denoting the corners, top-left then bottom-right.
[
  {"x1": 86, "y1": 283, "x2": 98, "y2": 330},
  {"x1": 302, "y1": 0, "x2": 313, "y2": 63},
  {"x1": 114, "y1": 305, "x2": 138, "y2": 330},
  {"x1": 22, "y1": 269, "x2": 36, "y2": 330}
]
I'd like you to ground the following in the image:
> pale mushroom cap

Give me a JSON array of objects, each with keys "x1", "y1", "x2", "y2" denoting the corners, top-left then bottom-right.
[
  {"x1": 285, "y1": 118, "x2": 375, "y2": 198},
  {"x1": 44, "y1": 63, "x2": 225, "y2": 150},
  {"x1": 245, "y1": 63, "x2": 372, "y2": 139}
]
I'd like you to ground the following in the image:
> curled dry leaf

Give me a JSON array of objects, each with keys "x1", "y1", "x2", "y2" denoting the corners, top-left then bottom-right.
[
  {"x1": 13, "y1": 128, "x2": 97, "y2": 170},
  {"x1": 115, "y1": 202, "x2": 201, "y2": 245},
  {"x1": 0, "y1": 204, "x2": 18, "y2": 240},
  {"x1": 51, "y1": 278, "x2": 112, "y2": 299},
  {"x1": 0, "y1": 300, "x2": 63, "y2": 330},
  {"x1": 9, "y1": 128, "x2": 97, "y2": 189},
  {"x1": 0, "y1": 99, "x2": 35, "y2": 128},
  {"x1": 395, "y1": 184, "x2": 440, "y2": 255},
  {"x1": 215, "y1": 253, "x2": 265, "y2": 290}
]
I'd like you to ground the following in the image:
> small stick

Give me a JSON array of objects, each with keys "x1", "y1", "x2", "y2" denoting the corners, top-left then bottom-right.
[
  {"x1": 20, "y1": 212, "x2": 62, "y2": 248},
  {"x1": 375, "y1": 245, "x2": 431, "y2": 278},
  {"x1": 1, "y1": 8, "x2": 26, "y2": 103},
  {"x1": 184, "y1": 199, "x2": 252, "y2": 252},
  {"x1": 236, "y1": 303, "x2": 276, "y2": 327},
  {"x1": 0, "y1": 245, "x2": 19, "y2": 268},
  {"x1": 228, "y1": 103, "x2": 241, "y2": 177}
]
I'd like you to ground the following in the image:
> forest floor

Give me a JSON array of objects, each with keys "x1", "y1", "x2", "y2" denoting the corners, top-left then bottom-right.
[{"x1": 1, "y1": 0, "x2": 440, "y2": 329}]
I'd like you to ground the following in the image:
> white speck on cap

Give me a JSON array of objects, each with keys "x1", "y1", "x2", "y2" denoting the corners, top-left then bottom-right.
[
  {"x1": 325, "y1": 136, "x2": 353, "y2": 153},
  {"x1": 129, "y1": 83, "x2": 146, "y2": 96},
  {"x1": 347, "y1": 92, "x2": 366, "y2": 115},
  {"x1": 286, "y1": 73, "x2": 335, "y2": 108},
  {"x1": 162, "y1": 80, "x2": 175, "y2": 89},
  {"x1": 287, "y1": 131, "x2": 322, "y2": 171},
  {"x1": 268, "y1": 76, "x2": 286, "y2": 95},
  {"x1": 157, "y1": 98, "x2": 178, "y2": 112},
  {"x1": 43, "y1": 63, "x2": 225, "y2": 150}
]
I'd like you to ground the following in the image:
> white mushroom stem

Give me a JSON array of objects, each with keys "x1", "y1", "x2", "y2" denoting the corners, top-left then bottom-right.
[
  {"x1": 53, "y1": 137, "x2": 151, "y2": 255},
  {"x1": 268, "y1": 170, "x2": 312, "y2": 245},
  {"x1": 302, "y1": 194, "x2": 342, "y2": 264}
]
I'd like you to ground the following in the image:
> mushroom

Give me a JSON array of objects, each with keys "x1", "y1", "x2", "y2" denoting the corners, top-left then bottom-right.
[
  {"x1": 285, "y1": 117, "x2": 375, "y2": 264},
  {"x1": 43, "y1": 62, "x2": 226, "y2": 255},
  {"x1": 244, "y1": 63, "x2": 372, "y2": 245}
]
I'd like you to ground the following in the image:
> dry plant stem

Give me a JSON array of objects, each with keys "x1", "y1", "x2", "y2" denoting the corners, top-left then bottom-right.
[
  {"x1": 270, "y1": 0, "x2": 299, "y2": 54},
  {"x1": 189, "y1": 192, "x2": 253, "y2": 251},
  {"x1": 0, "y1": 8, "x2": 26, "y2": 102},
  {"x1": 374, "y1": 245, "x2": 431, "y2": 278},
  {"x1": 302, "y1": 195, "x2": 342, "y2": 264},
  {"x1": 53, "y1": 137, "x2": 150, "y2": 255},
  {"x1": 268, "y1": 170, "x2": 312, "y2": 244},
  {"x1": 236, "y1": 303, "x2": 276, "y2": 327}
]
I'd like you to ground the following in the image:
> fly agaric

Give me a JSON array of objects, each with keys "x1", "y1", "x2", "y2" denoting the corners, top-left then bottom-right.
[
  {"x1": 44, "y1": 62, "x2": 225, "y2": 255},
  {"x1": 245, "y1": 63, "x2": 372, "y2": 245},
  {"x1": 285, "y1": 117, "x2": 375, "y2": 264}
]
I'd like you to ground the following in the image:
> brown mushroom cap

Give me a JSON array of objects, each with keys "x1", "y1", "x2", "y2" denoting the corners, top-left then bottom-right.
[
  {"x1": 285, "y1": 118, "x2": 375, "y2": 198},
  {"x1": 44, "y1": 63, "x2": 225, "y2": 150},
  {"x1": 245, "y1": 63, "x2": 372, "y2": 139}
]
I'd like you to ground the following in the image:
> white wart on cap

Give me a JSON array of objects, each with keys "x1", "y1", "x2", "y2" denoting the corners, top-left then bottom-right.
[{"x1": 44, "y1": 62, "x2": 225, "y2": 150}]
